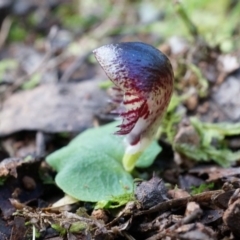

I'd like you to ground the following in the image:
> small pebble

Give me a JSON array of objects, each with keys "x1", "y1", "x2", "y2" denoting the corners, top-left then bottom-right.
[{"x1": 22, "y1": 176, "x2": 36, "y2": 190}]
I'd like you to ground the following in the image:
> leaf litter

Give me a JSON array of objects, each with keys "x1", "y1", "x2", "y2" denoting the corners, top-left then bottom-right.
[{"x1": 0, "y1": 1, "x2": 240, "y2": 239}]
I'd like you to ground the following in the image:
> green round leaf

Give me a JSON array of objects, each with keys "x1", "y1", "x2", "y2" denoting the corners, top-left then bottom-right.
[
  {"x1": 46, "y1": 122, "x2": 161, "y2": 202},
  {"x1": 54, "y1": 146, "x2": 133, "y2": 201}
]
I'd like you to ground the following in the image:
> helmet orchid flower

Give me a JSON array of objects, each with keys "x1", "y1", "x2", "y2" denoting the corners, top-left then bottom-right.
[{"x1": 93, "y1": 42, "x2": 174, "y2": 171}]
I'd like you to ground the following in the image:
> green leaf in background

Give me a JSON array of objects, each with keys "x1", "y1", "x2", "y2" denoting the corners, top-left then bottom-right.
[
  {"x1": 95, "y1": 191, "x2": 135, "y2": 209},
  {"x1": 46, "y1": 122, "x2": 161, "y2": 204},
  {"x1": 98, "y1": 80, "x2": 113, "y2": 89},
  {"x1": 191, "y1": 117, "x2": 240, "y2": 142},
  {"x1": 174, "y1": 117, "x2": 240, "y2": 166},
  {"x1": 21, "y1": 73, "x2": 41, "y2": 90},
  {"x1": 0, "y1": 59, "x2": 18, "y2": 83},
  {"x1": 190, "y1": 182, "x2": 214, "y2": 195},
  {"x1": 136, "y1": 140, "x2": 161, "y2": 168},
  {"x1": 158, "y1": 93, "x2": 186, "y2": 143}
]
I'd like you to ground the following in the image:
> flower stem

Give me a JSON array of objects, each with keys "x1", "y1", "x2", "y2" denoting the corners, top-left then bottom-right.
[{"x1": 122, "y1": 152, "x2": 142, "y2": 172}]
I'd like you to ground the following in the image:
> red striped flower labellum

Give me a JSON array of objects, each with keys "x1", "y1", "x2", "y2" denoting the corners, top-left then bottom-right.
[{"x1": 93, "y1": 42, "x2": 174, "y2": 171}]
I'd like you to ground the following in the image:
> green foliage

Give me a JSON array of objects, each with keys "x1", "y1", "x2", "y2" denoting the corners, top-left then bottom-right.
[
  {"x1": 32, "y1": 225, "x2": 41, "y2": 239},
  {"x1": 21, "y1": 73, "x2": 41, "y2": 90},
  {"x1": 191, "y1": 182, "x2": 214, "y2": 195},
  {"x1": 174, "y1": 117, "x2": 240, "y2": 166},
  {"x1": 98, "y1": 80, "x2": 113, "y2": 89},
  {"x1": 174, "y1": 143, "x2": 240, "y2": 166},
  {"x1": 51, "y1": 221, "x2": 88, "y2": 235},
  {"x1": 46, "y1": 122, "x2": 161, "y2": 204},
  {"x1": 159, "y1": 93, "x2": 186, "y2": 143},
  {"x1": 179, "y1": 0, "x2": 240, "y2": 51},
  {"x1": 191, "y1": 118, "x2": 240, "y2": 142},
  {"x1": 8, "y1": 23, "x2": 27, "y2": 42},
  {"x1": 69, "y1": 222, "x2": 88, "y2": 233},
  {"x1": 51, "y1": 223, "x2": 67, "y2": 236},
  {"x1": 188, "y1": 64, "x2": 209, "y2": 97},
  {"x1": 96, "y1": 192, "x2": 135, "y2": 209},
  {"x1": 38, "y1": 168, "x2": 55, "y2": 185},
  {"x1": 175, "y1": 1, "x2": 198, "y2": 37},
  {"x1": 0, "y1": 177, "x2": 7, "y2": 186},
  {"x1": 142, "y1": 0, "x2": 240, "y2": 51},
  {"x1": 56, "y1": 4, "x2": 99, "y2": 30},
  {"x1": 0, "y1": 59, "x2": 18, "y2": 82}
]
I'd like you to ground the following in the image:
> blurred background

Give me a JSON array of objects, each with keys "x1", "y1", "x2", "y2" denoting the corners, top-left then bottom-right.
[
  {"x1": 0, "y1": 0, "x2": 240, "y2": 154},
  {"x1": 1, "y1": 0, "x2": 240, "y2": 50},
  {"x1": 0, "y1": 0, "x2": 239, "y2": 88},
  {"x1": 1, "y1": 0, "x2": 240, "y2": 47},
  {"x1": 0, "y1": 0, "x2": 239, "y2": 91}
]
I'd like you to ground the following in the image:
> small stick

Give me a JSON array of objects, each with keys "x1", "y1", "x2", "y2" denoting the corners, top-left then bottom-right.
[
  {"x1": 59, "y1": 52, "x2": 91, "y2": 82},
  {"x1": 135, "y1": 190, "x2": 224, "y2": 216},
  {"x1": 174, "y1": 0, "x2": 199, "y2": 39},
  {"x1": 145, "y1": 208, "x2": 202, "y2": 240},
  {"x1": 0, "y1": 16, "x2": 12, "y2": 49}
]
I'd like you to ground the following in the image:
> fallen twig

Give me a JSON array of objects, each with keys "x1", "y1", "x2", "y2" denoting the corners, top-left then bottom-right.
[
  {"x1": 59, "y1": 52, "x2": 91, "y2": 82},
  {"x1": 135, "y1": 190, "x2": 224, "y2": 216},
  {"x1": 145, "y1": 208, "x2": 203, "y2": 240},
  {"x1": 0, "y1": 16, "x2": 12, "y2": 49}
]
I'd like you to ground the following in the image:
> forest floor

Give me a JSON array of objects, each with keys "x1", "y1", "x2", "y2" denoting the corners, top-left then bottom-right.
[{"x1": 0, "y1": 1, "x2": 240, "y2": 239}]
